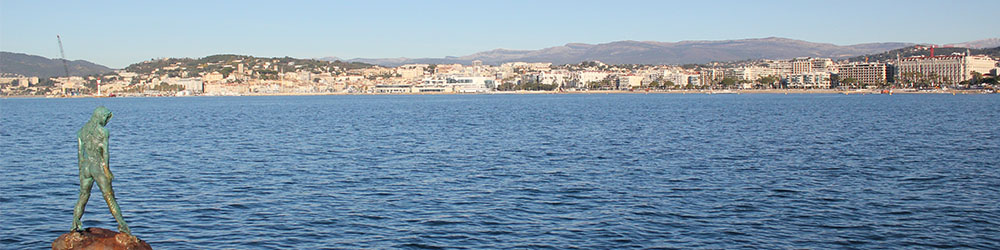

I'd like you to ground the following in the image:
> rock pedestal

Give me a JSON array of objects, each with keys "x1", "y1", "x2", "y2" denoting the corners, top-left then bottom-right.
[{"x1": 52, "y1": 227, "x2": 151, "y2": 250}]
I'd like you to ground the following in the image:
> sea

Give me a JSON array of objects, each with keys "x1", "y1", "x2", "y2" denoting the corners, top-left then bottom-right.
[{"x1": 1, "y1": 94, "x2": 998, "y2": 249}]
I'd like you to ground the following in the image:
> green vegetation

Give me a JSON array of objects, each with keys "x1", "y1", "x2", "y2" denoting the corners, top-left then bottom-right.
[
  {"x1": 35, "y1": 78, "x2": 56, "y2": 87},
  {"x1": 899, "y1": 72, "x2": 938, "y2": 88},
  {"x1": 648, "y1": 81, "x2": 660, "y2": 89},
  {"x1": 720, "y1": 77, "x2": 737, "y2": 88},
  {"x1": 959, "y1": 71, "x2": 999, "y2": 87},
  {"x1": 680, "y1": 64, "x2": 705, "y2": 70},
  {"x1": 219, "y1": 67, "x2": 235, "y2": 78},
  {"x1": 756, "y1": 75, "x2": 779, "y2": 89},
  {"x1": 840, "y1": 77, "x2": 859, "y2": 88},
  {"x1": 497, "y1": 80, "x2": 559, "y2": 91},
  {"x1": 153, "y1": 83, "x2": 185, "y2": 92},
  {"x1": 367, "y1": 72, "x2": 400, "y2": 80},
  {"x1": 663, "y1": 80, "x2": 675, "y2": 89},
  {"x1": 257, "y1": 69, "x2": 279, "y2": 80}
]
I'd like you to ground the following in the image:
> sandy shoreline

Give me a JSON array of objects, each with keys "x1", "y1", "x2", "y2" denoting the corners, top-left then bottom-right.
[{"x1": 3, "y1": 89, "x2": 993, "y2": 98}]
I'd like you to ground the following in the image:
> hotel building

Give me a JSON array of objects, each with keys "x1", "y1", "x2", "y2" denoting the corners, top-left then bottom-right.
[{"x1": 895, "y1": 54, "x2": 997, "y2": 85}]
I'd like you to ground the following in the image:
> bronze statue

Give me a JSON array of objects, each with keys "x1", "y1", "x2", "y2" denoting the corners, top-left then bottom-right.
[{"x1": 71, "y1": 106, "x2": 130, "y2": 235}]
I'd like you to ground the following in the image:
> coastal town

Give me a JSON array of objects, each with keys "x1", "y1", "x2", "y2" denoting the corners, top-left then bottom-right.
[{"x1": 2, "y1": 45, "x2": 998, "y2": 97}]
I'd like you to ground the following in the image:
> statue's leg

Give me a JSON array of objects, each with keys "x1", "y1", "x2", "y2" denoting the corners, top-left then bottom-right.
[
  {"x1": 72, "y1": 175, "x2": 94, "y2": 232},
  {"x1": 94, "y1": 175, "x2": 130, "y2": 234}
]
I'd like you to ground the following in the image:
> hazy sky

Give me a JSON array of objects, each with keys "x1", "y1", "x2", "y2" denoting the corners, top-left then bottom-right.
[{"x1": 1, "y1": 0, "x2": 994, "y2": 68}]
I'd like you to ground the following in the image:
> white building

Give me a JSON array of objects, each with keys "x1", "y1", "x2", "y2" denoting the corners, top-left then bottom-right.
[
  {"x1": 896, "y1": 54, "x2": 998, "y2": 85},
  {"x1": 373, "y1": 84, "x2": 414, "y2": 93},
  {"x1": 727, "y1": 67, "x2": 775, "y2": 82},
  {"x1": 422, "y1": 76, "x2": 495, "y2": 92},
  {"x1": 699, "y1": 69, "x2": 725, "y2": 86},
  {"x1": 397, "y1": 64, "x2": 428, "y2": 79},
  {"x1": 618, "y1": 74, "x2": 645, "y2": 88},
  {"x1": 577, "y1": 71, "x2": 609, "y2": 85},
  {"x1": 539, "y1": 71, "x2": 570, "y2": 87},
  {"x1": 203, "y1": 72, "x2": 224, "y2": 83},
  {"x1": 450, "y1": 76, "x2": 495, "y2": 92},
  {"x1": 787, "y1": 72, "x2": 832, "y2": 88},
  {"x1": 765, "y1": 58, "x2": 834, "y2": 77},
  {"x1": 175, "y1": 77, "x2": 204, "y2": 93},
  {"x1": 0, "y1": 76, "x2": 38, "y2": 87},
  {"x1": 502, "y1": 62, "x2": 552, "y2": 71},
  {"x1": 766, "y1": 60, "x2": 793, "y2": 76}
]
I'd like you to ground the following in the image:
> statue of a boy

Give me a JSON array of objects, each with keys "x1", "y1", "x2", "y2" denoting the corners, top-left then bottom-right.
[{"x1": 71, "y1": 106, "x2": 130, "y2": 234}]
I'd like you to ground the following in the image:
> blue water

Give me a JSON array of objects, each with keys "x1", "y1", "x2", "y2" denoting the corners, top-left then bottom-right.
[{"x1": 1, "y1": 94, "x2": 999, "y2": 249}]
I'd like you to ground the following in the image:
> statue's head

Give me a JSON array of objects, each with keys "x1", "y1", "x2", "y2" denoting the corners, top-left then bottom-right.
[{"x1": 92, "y1": 106, "x2": 113, "y2": 126}]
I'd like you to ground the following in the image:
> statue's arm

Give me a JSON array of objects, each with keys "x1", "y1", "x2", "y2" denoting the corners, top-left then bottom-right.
[
  {"x1": 77, "y1": 137, "x2": 84, "y2": 166},
  {"x1": 102, "y1": 129, "x2": 113, "y2": 180}
]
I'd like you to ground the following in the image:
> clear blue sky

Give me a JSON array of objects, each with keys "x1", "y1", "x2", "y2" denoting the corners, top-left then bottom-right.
[{"x1": 1, "y1": 0, "x2": 994, "y2": 68}]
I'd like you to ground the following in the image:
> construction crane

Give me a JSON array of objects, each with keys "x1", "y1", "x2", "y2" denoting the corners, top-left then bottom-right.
[
  {"x1": 57, "y1": 35, "x2": 70, "y2": 78},
  {"x1": 57, "y1": 35, "x2": 70, "y2": 94}
]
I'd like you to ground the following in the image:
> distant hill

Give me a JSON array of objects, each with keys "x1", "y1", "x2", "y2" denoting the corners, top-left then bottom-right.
[
  {"x1": 0, "y1": 51, "x2": 114, "y2": 78},
  {"x1": 339, "y1": 37, "x2": 914, "y2": 66},
  {"x1": 946, "y1": 38, "x2": 1000, "y2": 49},
  {"x1": 847, "y1": 45, "x2": 1000, "y2": 63}
]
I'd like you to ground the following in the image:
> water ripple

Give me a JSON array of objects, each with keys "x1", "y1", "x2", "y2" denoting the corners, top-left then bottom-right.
[{"x1": 1, "y1": 94, "x2": 998, "y2": 249}]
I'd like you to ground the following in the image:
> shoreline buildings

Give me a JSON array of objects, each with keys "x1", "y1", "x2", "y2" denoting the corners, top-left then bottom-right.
[{"x1": 4, "y1": 49, "x2": 998, "y2": 96}]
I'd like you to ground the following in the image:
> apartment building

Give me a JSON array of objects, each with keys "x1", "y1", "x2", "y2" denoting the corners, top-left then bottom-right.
[
  {"x1": 396, "y1": 64, "x2": 428, "y2": 79},
  {"x1": 786, "y1": 72, "x2": 832, "y2": 89},
  {"x1": 726, "y1": 66, "x2": 775, "y2": 81},
  {"x1": 837, "y1": 62, "x2": 890, "y2": 86},
  {"x1": 577, "y1": 71, "x2": 610, "y2": 84},
  {"x1": 790, "y1": 57, "x2": 835, "y2": 74}
]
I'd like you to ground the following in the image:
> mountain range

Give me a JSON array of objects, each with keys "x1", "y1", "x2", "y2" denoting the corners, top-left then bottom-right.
[
  {"x1": 3, "y1": 37, "x2": 998, "y2": 77},
  {"x1": 332, "y1": 37, "x2": 930, "y2": 66},
  {"x1": 945, "y1": 38, "x2": 1000, "y2": 49},
  {"x1": 0, "y1": 51, "x2": 114, "y2": 78}
]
